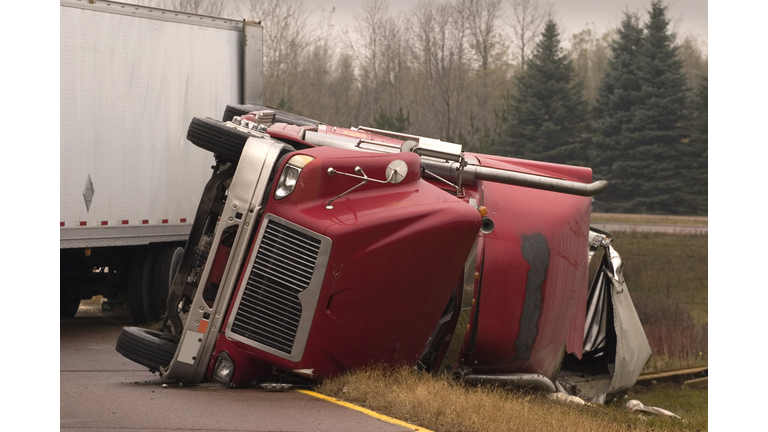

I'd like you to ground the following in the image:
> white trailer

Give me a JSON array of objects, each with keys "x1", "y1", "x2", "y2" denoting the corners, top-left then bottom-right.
[{"x1": 60, "y1": 0, "x2": 263, "y2": 321}]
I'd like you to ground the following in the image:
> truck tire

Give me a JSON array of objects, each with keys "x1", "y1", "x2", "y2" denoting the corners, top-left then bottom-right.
[
  {"x1": 222, "y1": 104, "x2": 320, "y2": 127},
  {"x1": 150, "y1": 246, "x2": 184, "y2": 321},
  {"x1": 127, "y1": 250, "x2": 157, "y2": 325},
  {"x1": 115, "y1": 327, "x2": 178, "y2": 372},
  {"x1": 60, "y1": 290, "x2": 81, "y2": 319},
  {"x1": 187, "y1": 117, "x2": 253, "y2": 162}
]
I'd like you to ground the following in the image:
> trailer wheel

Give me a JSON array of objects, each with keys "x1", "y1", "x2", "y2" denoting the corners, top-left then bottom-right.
[
  {"x1": 187, "y1": 117, "x2": 255, "y2": 162},
  {"x1": 150, "y1": 246, "x2": 184, "y2": 320},
  {"x1": 115, "y1": 327, "x2": 178, "y2": 372},
  {"x1": 222, "y1": 104, "x2": 320, "y2": 127},
  {"x1": 60, "y1": 290, "x2": 81, "y2": 319},
  {"x1": 127, "y1": 250, "x2": 157, "y2": 325}
]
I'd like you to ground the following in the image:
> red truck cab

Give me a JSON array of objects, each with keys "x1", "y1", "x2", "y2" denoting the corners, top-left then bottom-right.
[{"x1": 117, "y1": 106, "x2": 649, "y2": 403}]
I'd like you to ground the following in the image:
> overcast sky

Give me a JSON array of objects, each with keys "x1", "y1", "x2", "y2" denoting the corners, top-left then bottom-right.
[{"x1": 298, "y1": 0, "x2": 708, "y2": 45}]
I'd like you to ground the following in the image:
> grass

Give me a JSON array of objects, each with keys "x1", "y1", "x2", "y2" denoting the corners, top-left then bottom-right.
[
  {"x1": 316, "y1": 229, "x2": 709, "y2": 431},
  {"x1": 612, "y1": 231, "x2": 708, "y2": 324},
  {"x1": 591, "y1": 213, "x2": 708, "y2": 226},
  {"x1": 626, "y1": 382, "x2": 708, "y2": 431},
  {"x1": 610, "y1": 231, "x2": 708, "y2": 374},
  {"x1": 317, "y1": 367, "x2": 707, "y2": 432}
]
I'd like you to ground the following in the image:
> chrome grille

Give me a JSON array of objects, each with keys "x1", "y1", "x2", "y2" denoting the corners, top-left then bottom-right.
[{"x1": 230, "y1": 220, "x2": 322, "y2": 354}]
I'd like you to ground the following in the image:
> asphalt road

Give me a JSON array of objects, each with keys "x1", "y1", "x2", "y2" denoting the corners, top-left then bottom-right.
[
  {"x1": 60, "y1": 305, "x2": 416, "y2": 432},
  {"x1": 590, "y1": 222, "x2": 707, "y2": 235}
]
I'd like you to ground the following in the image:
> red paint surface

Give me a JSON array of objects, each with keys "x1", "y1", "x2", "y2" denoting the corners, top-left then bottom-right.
[
  {"x1": 201, "y1": 136, "x2": 595, "y2": 385},
  {"x1": 217, "y1": 147, "x2": 481, "y2": 384},
  {"x1": 463, "y1": 155, "x2": 592, "y2": 379}
]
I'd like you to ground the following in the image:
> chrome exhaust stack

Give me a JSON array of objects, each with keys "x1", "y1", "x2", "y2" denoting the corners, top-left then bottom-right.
[
  {"x1": 306, "y1": 126, "x2": 610, "y2": 198},
  {"x1": 463, "y1": 373, "x2": 557, "y2": 393},
  {"x1": 422, "y1": 159, "x2": 609, "y2": 197}
]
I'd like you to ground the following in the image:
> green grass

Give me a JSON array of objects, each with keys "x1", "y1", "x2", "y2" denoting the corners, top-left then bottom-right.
[
  {"x1": 623, "y1": 382, "x2": 708, "y2": 431},
  {"x1": 612, "y1": 231, "x2": 708, "y2": 324},
  {"x1": 592, "y1": 213, "x2": 709, "y2": 226},
  {"x1": 607, "y1": 232, "x2": 708, "y2": 372}
]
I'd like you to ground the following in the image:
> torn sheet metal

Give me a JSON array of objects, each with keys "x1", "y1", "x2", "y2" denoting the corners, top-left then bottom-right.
[
  {"x1": 560, "y1": 229, "x2": 651, "y2": 403},
  {"x1": 605, "y1": 239, "x2": 651, "y2": 397}
]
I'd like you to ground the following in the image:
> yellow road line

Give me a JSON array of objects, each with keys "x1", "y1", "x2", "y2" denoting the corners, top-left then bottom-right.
[{"x1": 296, "y1": 389, "x2": 434, "y2": 432}]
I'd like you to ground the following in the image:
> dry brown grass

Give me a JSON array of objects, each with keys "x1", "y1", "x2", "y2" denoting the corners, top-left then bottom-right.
[
  {"x1": 314, "y1": 231, "x2": 709, "y2": 431},
  {"x1": 633, "y1": 295, "x2": 708, "y2": 373},
  {"x1": 317, "y1": 366, "x2": 699, "y2": 432}
]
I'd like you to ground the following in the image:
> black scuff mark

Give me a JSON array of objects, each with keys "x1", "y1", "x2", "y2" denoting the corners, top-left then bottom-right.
[{"x1": 515, "y1": 233, "x2": 550, "y2": 361}]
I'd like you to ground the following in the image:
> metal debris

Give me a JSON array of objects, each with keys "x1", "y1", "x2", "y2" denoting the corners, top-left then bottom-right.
[
  {"x1": 548, "y1": 392, "x2": 591, "y2": 406},
  {"x1": 626, "y1": 399, "x2": 681, "y2": 419}
]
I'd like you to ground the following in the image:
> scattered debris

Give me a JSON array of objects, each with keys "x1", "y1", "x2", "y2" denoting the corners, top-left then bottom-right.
[
  {"x1": 261, "y1": 383, "x2": 293, "y2": 391},
  {"x1": 548, "y1": 392, "x2": 590, "y2": 406},
  {"x1": 626, "y1": 399, "x2": 681, "y2": 419}
]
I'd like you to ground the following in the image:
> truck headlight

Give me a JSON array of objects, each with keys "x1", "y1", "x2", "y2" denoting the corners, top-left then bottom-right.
[
  {"x1": 212, "y1": 351, "x2": 235, "y2": 386},
  {"x1": 275, "y1": 155, "x2": 314, "y2": 200}
]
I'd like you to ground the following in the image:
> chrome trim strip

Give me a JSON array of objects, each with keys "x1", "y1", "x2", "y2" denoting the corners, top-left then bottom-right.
[
  {"x1": 60, "y1": 225, "x2": 191, "y2": 248},
  {"x1": 165, "y1": 136, "x2": 287, "y2": 383}
]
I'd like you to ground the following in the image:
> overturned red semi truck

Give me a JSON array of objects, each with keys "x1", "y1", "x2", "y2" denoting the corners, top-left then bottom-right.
[{"x1": 116, "y1": 105, "x2": 651, "y2": 403}]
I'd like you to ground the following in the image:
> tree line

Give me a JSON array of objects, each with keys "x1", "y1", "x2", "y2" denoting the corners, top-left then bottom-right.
[{"x1": 139, "y1": 0, "x2": 708, "y2": 216}]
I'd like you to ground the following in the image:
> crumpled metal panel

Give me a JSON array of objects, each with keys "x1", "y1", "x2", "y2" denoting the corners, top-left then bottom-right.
[
  {"x1": 604, "y1": 241, "x2": 651, "y2": 396},
  {"x1": 567, "y1": 229, "x2": 651, "y2": 402},
  {"x1": 583, "y1": 267, "x2": 610, "y2": 353}
]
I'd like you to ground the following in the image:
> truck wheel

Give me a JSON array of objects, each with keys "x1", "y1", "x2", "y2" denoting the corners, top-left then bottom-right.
[
  {"x1": 151, "y1": 246, "x2": 184, "y2": 320},
  {"x1": 115, "y1": 327, "x2": 178, "y2": 372},
  {"x1": 222, "y1": 104, "x2": 320, "y2": 127},
  {"x1": 127, "y1": 250, "x2": 157, "y2": 325},
  {"x1": 187, "y1": 117, "x2": 254, "y2": 162},
  {"x1": 60, "y1": 290, "x2": 81, "y2": 319}
]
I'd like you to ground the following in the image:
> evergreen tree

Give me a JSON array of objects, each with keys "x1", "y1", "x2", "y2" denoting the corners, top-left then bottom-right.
[
  {"x1": 591, "y1": 11, "x2": 644, "y2": 212},
  {"x1": 373, "y1": 106, "x2": 411, "y2": 133},
  {"x1": 593, "y1": 1, "x2": 692, "y2": 214},
  {"x1": 681, "y1": 76, "x2": 707, "y2": 215},
  {"x1": 493, "y1": 20, "x2": 589, "y2": 166},
  {"x1": 632, "y1": 0, "x2": 690, "y2": 214}
]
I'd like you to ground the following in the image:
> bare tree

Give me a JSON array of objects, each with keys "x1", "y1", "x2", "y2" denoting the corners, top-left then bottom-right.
[
  {"x1": 348, "y1": 0, "x2": 390, "y2": 120},
  {"x1": 295, "y1": 8, "x2": 339, "y2": 120},
  {"x1": 409, "y1": 0, "x2": 469, "y2": 142},
  {"x1": 372, "y1": 11, "x2": 412, "y2": 128},
  {"x1": 459, "y1": 0, "x2": 503, "y2": 71},
  {"x1": 240, "y1": 0, "x2": 313, "y2": 110},
  {"x1": 505, "y1": 0, "x2": 551, "y2": 71},
  {"x1": 324, "y1": 52, "x2": 361, "y2": 127},
  {"x1": 568, "y1": 26, "x2": 613, "y2": 104},
  {"x1": 677, "y1": 34, "x2": 708, "y2": 90}
]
